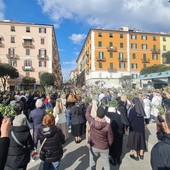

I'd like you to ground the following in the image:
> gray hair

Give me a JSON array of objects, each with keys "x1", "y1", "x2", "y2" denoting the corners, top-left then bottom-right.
[{"x1": 35, "y1": 99, "x2": 44, "y2": 108}]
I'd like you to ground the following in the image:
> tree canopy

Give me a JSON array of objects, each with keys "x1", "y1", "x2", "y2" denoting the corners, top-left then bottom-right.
[
  {"x1": 140, "y1": 64, "x2": 170, "y2": 75},
  {"x1": 40, "y1": 72, "x2": 54, "y2": 86},
  {"x1": 0, "y1": 63, "x2": 19, "y2": 90},
  {"x1": 22, "y1": 77, "x2": 36, "y2": 84},
  {"x1": 163, "y1": 51, "x2": 170, "y2": 64}
]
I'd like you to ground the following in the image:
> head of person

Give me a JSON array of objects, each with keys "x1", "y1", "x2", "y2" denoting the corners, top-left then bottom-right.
[
  {"x1": 132, "y1": 97, "x2": 145, "y2": 117},
  {"x1": 97, "y1": 106, "x2": 106, "y2": 119},
  {"x1": 10, "y1": 101, "x2": 24, "y2": 115},
  {"x1": 42, "y1": 114, "x2": 55, "y2": 126},
  {"x1": 35, "y1": 98, "x2": 44, "y2": 108}
]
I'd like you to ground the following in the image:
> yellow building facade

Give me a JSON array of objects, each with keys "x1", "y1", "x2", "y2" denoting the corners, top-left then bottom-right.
[{"x1": 76, "y1": 27, "x2": 170, "y2": 88}]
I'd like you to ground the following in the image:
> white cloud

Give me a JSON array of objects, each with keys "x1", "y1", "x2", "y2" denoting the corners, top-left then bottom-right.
[
  {"x1": 37, "y1": 0, "x2": 170, "y2": 31},
  {"x1": 0, "y1": 0, "x2": 5, "y2": 20},
  {"x1": 69, "y1": 34, "x2": 86, "y2": 44}
]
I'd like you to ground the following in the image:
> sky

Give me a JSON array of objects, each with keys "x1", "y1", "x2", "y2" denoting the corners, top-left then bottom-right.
[{"x1": 1, "y1": 0, "x2": 170, "y2": 81}]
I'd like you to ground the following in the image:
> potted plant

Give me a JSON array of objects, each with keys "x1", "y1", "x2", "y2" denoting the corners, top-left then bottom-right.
[{"x1": 0, "y1": 103, "x2": 17, "y2": 118}]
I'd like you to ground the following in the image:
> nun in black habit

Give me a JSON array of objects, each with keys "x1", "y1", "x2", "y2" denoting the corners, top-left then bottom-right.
[{"x1": 127, "y1": 97, "x2": 146, "y2": 161}]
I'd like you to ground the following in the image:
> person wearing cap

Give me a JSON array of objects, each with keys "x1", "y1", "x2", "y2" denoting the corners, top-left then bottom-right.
[
  {"x1": 29, "y1": 98, "x2": 45, "y2": 148},
  {"x1": 86, "y1": 105, "x2": 113, "y2": 170}
]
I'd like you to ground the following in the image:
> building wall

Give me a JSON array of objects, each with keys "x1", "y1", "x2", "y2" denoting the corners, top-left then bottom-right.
[{"x1": 0, "y1": 21, "x2": 62, "y2": 89}]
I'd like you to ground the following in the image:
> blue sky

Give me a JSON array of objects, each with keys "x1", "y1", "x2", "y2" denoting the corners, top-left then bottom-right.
[{"x1": 1, "y1": 0, "x2": 170, "y2": 81}]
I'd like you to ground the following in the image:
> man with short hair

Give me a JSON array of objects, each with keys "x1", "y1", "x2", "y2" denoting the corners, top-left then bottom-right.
[
  {"x1": 86, "y1": 106, "x2": 113, "y2": 170},
  {"x1": 151, "y1": 110, "x2": 170, "y2": 169}
]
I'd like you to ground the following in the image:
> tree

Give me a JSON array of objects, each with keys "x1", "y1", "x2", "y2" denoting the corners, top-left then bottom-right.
[
  {"x1": 163, "y1": 51, "x2": 170, "y2": 64},
  {"x1": 40, "y1": 72, "x2": 54, "y2": 94},
  {"x1": 119, "y1": 75, "x2": 132, "y2": 89},
  {"x1": 22, "y1": 77, "x2": 36, "y2": 84},
  {"x1": 0, "y1": 63, "x2": 19, "y2": 90},
  {"x1": 140, "y1": 64, "x2": 170, "y2": 75}
]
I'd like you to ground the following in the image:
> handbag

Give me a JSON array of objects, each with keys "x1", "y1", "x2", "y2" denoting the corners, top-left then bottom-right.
[
  {"x1": 11, "y1": 131, "x2": 26, "y2": 148},
  {"x1": 30, "y1": 138, "x2": 47, "y2": 161}
]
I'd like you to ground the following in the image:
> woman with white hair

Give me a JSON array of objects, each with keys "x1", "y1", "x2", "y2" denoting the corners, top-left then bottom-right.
[{"x1": 29, "y1": 98, "x2": 45, "y2": 148}]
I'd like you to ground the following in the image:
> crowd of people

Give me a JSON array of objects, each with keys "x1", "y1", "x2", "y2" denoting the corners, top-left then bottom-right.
[{"x1": 0, "y1": 86, "x2": 170, "y2": 170}]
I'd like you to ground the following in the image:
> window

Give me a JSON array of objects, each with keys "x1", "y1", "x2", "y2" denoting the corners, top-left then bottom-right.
[
  {"x1": 39, "y1": 28, "x2": 46, "y2": 33},
  {"x1": 131, "y1": 63, "x2": 138, "y2": 69},
  {"x1": 163, "y1": 37, "x2": 166, "y2": 41},
  {"x1": 152, "y1": 54, "x2": 158, "y2": 60},
  {"x1": 9, "y1": 60, "x2": 17, "y2": 67},
  {"x1": 131, "y1": 34, "x2": 137, "y2": 39},
  {"x1": 120, "y1": 43, "x2": 123, "y2": 48},
  {"x1": 119, "y1": 53, "x2": 124, "y2": 60},
  {"x1": 8, "y1": 48, "x2": 15, "y2": 57},
  {"x1": 39, "y1": 49, "x2": 46, "y2": 57},
  {"x1": 132, "y1": 74, "x2": 138, "y2": 79},
  {"x1": 11, "y1": 36, "x2": 15, "y2": 43},
  {"x1": 153, "y1": 36, "x2": 156, "y2": 41},
  {"x1": 141, "y1": 35, "x2": 147, "y2": 40},
  {"x1": 153, "y1": 45, "x2": 156, "y2": 50},
  {"x1": 98, "y1": 32, "x2": 102, "y2": 37},
  {"x1": 26, "y1": 49, "x2": 30, "y2": 55},
  {"x1": 99, "y1": 62, "x2": 102, "y2": 68},
  {"x1": 26, "y1": 27, "x2": 30, "y2": 32},
  {"x1": 143, "y1": 63, "x2": 147, "y2": 68},
  {"x1": 131, "y1": 43, "x2": 137, "y2": 49},
  {"x1": 98, "y1": 52, "x2": 104, "y2": 59},
  {"x1": 98, "y1": 41, "x2": 102, "y2": 47},
  {"x1": 110, "y1": 52, "x2": 113, "y2": 58},
  {"x1": 120, "y1": 34, "x2": 123, "y2": 38},
  {"x1": 11, "y1": 26, "x2": 15, "y2": 32},
  {"x1": 163, "y1": 45, "x2": 166, "y2": 51},
  {"x1": 109, "y1": 33, "x2": 113, "y2": 38},
  {"x1": 109, "y1": 42, "x2": 113, "y2": 47},
  {"x1": 41, "y1": 38, "x2": 45, "y2": 44},
  {"x1": 39, "y1": 61, "x2": 46, "y2": 67},
  {"x1": 142, "y1": 44, "x2": 147, "y2": 50},
  {"x1": 110, "y1": 63, "x2": 113, "y2": 69},
  {"x1": 119, "y1": 63, "x2": 125, "y2": 69},
  {"x1": 143, "y1": 54, "x2": 146, "y2": 60},
  {"x1": 132, "y1": 53, "x2": 136, "y2": 59},
  {"x1": 24, "y1": 60, "x2": 32, "y2": 66}
]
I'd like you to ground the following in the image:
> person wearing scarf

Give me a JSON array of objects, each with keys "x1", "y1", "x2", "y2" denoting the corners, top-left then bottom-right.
[{"x1": 127, "y1": 97, "x2": 147, "y2": 161}]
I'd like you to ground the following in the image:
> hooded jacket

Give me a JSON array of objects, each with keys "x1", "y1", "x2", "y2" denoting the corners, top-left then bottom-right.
[
  {"x1": 5, "y1": 126, "x2": 34, "y2": 170},
  {"x1": 38, "y1": 125, "x2": 65, "y2": 162},
  {"x1": 86, "y1": 106, "x2": 113, "y2": 150}
]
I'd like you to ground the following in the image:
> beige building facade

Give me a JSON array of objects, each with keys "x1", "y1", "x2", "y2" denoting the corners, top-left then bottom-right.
[{"x1": 0, "y1": 20, "x2": 62, "y2": 90}]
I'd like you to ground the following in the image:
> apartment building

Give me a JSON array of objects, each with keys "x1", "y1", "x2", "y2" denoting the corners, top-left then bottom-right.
[
  {"x1": 76, "y1": 26, "x2": 170, "y2": 88},
  {"x1": 0, "y1": 20, "x2": 62, "y2": 90}
]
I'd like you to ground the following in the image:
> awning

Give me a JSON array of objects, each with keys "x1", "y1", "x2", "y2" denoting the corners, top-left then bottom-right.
[{"x1": 22, "y1": 36, "x2": 32, "y2": 40}]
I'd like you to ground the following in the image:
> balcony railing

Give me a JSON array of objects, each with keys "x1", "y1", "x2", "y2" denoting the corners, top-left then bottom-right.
[
  {"x1": 107, "y1": 46, "x2": 118, "y2": 52},
  {"x1": 6, "y1": 54, "x2": 18, "y2": 59},
  {"x1": 119, "y1": 58, "x2": 127, "y2": 62},
  {"x1": 151, "y1": 49, "x2": 160, "y2": 54},
  {"x1": 37, "y1": 55, "x2": 48, "y2": 60},
  {"x1": 22, "y1": 42, "x2": 34, "y2": 48},
  {"x1": 108, "y1": 68, "x2": 117, "y2": 73},
  {"x1": 22, "y1": 66, "x2": 34, "y2": 71},
  {"x1": 97, "y1": 57, "x2": 106, "y2": 62},
  {"x1": 141, "y1": 58, "x2": 150, "y2": 63}
]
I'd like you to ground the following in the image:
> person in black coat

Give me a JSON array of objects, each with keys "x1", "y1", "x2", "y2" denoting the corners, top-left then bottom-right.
[
  {"x1": 0, "y1": 118, "x2": 11, "y2": 170},
  {"x1": 38, "y1": 114, "x2": 65, "y2": 170},
  {"x1": 151, "y1": 110, "x2": 170, "y2": 169},
  {"x1": 70, "y1": 101, "x2": 86, "y2": 143},
  {"x1": 4, "y1": 111, "x2": 34, "y2": 170}
]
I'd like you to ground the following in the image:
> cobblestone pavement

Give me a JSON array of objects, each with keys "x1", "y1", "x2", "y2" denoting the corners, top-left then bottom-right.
[{"x1": 27, "y1": 122, "x2": 157, "y2": 170}]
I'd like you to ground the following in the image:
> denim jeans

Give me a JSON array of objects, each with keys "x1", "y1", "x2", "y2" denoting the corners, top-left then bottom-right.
[
  {"x1": 66, "y1": 109, "x2": 71, "y2": 128},
  {"x1": 89, "y1": 146, "x2": 110, "y2": 170},
  {"x1": 42, "y1": 161, "x2": 60, "y2": 170}
]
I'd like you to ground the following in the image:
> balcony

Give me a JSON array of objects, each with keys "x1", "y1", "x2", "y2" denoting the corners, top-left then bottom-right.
[
  {"x1": 22, "y1": 42, "x2": 34, "y2": 48},
  {"x1": 107, "y1": 46, "x2": 118, "y2": 52},
  {"x1": 108, "y1": 68, "x2": 117, "y2": 73},
  {"x1": 141, "y1": 58, "x2": 150, "y2": 63},
  {"x1": 151, "y1": 49, "x2": 160, "y2": 54},
  {"x1": 37, "y1": 55, "x2": 48, "y2": 60},
  {"x1": 6, "y1": 54, "x2": 18, "y2": 60},
  {"x1": 119, "y1": 58, "x2": 127, "y2": 62},
  {"x1": 97, "y1": 57, "x2": 106, "y2": 62},
  {"x1": 22, "y1": 66, "x2": 34, "y2": 71}
]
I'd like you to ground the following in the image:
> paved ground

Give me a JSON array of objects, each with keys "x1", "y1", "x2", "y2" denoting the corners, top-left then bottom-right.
[{"x1": 27, "y1": 122, "x2": 157, "y2": 170}]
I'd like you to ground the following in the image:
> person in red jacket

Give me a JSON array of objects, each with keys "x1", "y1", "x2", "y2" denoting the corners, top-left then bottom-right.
[{"x1": 86, "y1": 105, "x2": 113, "y2": 170}]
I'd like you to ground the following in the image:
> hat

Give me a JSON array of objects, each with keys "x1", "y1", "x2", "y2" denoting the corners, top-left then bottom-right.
[
  {"x1": 13, "y1": 114, "x2": 27, "y2": 126},
  {"x1": 35, "y1": 99, "x2": 44, "y2": 108}
]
